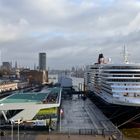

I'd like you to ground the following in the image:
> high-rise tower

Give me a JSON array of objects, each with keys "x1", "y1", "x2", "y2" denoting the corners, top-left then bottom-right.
[{"x1": 39, "y1": 52, "x2": 46, "y2": 71}]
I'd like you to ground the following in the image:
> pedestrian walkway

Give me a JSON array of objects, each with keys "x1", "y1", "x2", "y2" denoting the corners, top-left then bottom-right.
[
  {"x1": 0, "y1": 133, "x2": 111, "y2": 140},
  {"x1": 60, "y1": 95, "x2": 122, "y2": 139},
  {"x1": 37, "y1": 134, "x2": 111, "y2": 140}
]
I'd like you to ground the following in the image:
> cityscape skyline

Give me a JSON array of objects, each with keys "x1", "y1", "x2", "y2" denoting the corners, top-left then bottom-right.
[{"x1": 0, "y1": 0, "x2": 140, "y2": 69}]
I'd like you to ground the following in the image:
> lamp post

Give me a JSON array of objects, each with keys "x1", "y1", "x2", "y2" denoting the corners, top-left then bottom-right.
[
  {"x1": 12, "y1": 122, "x2": 13, "y2": 140},
  {"x1": 17, "y1": 119, "x2": 21, "y2": 140},
  {"x1": 60, "y1": 109, "x2": 61, "y2": 132},
  {"x1": 11, "y1": 120, "x2": 14, "y2": 140},
  {"x1": 18, "y1": 123, "x2": 19, "y2": 140}
]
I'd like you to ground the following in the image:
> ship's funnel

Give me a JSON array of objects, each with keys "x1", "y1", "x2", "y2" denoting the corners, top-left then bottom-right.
[{"x1": 98, "y1": 53, "x2": 104, "y2": 64}]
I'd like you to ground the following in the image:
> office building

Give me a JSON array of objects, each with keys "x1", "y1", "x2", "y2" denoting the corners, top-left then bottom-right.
[{"x1": 39, "y1": 53, "x2": 46, "y2": 71}]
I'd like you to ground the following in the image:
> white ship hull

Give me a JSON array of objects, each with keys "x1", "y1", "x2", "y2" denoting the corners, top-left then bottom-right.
[{"x1": 85, "y1": 63, "x2": 140, "y2": 107}]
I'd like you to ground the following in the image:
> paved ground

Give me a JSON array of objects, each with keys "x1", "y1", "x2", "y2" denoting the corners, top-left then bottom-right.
[
  {"x1": 0, "y1": 133, "x2": 111, "y2": 140},
  {"x1": 61, "y1": 95, "x2": 94, "y2": 132},
  {"x1": 0, "y1": 132, "x2": 138, "y2": 140},
  {"x1": 60, "y1": 95, "x2": 121, "y2": 137}
]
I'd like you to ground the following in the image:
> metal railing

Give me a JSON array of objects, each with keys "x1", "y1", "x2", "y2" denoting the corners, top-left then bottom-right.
[
  {"x1": 0, "y1": 128, "x2": 123, "y2": 140},
  {"x1": 50, "y1": 128, "x2": 123, "y2": 140}
]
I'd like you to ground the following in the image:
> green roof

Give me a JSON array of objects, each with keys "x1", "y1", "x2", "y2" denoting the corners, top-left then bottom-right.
[{"x1": 0, "y1": 87, "x2": 61, "y2": 104}]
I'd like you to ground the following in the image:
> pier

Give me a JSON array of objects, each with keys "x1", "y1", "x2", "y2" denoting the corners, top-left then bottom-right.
[
  {"x1": 0, "y1": 87, "x2": 123, "y2": 140},
  {"x1": 60, "y1": 95, "x2": 122, "y2": 140}
]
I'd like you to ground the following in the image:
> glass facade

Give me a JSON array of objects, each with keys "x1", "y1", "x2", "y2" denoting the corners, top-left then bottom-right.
[{"x1": 39, "y1": 52, "x2": 46, "y2": 71}]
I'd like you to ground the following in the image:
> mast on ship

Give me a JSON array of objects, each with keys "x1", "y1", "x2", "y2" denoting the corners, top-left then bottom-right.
[{"x1": 123, "y1": 45, "x2": 129, "y2": 64}]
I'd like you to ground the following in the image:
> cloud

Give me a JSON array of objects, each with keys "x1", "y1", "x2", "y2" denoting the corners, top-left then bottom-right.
[
  {"x1": 0, "y1": 18, "x2": 29, "y2": 42},
  {"x1": 125, "y1": 13, "x2": 140, "y2": 34},
  {"x1": 0, "y1": 0, "x2": 140, "y2": 69}
]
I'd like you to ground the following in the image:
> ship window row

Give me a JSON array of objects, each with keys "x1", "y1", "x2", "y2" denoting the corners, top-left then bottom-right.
[
  {"x1": 101, "y1": 79, "x2": 110, "y2": 85},
  {"x1": 101, "y1": 75, "x2": 137, "y2": 78},
  {"x1": 105, "y1": 75, "x2": 140, "y2": 77},
  {"x1": 101, "y1": 81, "x2": 111, "y2": 86},
  {"x1": 103, "y1": 71, "x2": 140, "y2": 74},
  {"x1": 102, "y1": 84, "x2": 112, "y2": 90},
  {"x1": 109, "y1": 82, "x2": 140, "y2": 85},
  {"x1": 102, "y1": 77, "x2": 140, "y2": 80},
  {"x1": 101, "y1": 81, "x2": 110, "y2": 86},
  {"x1": 101, "y1": 75, "x2": 140, "y2": 78},
  {"x1": 103, "y1": 66, "x2": 140, "y2": 69},
  {"x1": 112, "y1": 83, "x2": 140, "y2": 86},
  {"x1": 101, "y1": 80, "x2": 111, "y2": 86},
  {"x1": 102, "y1": 86, "x2": 112, "y2": 93},
  {"x1": 123, "y1": 93, "x2": 140, "y2": 97},
  {"x1": 102, "y1": 88, "x2": 113, "y2": 95},
  {"x1": 107, "y1": 79, "x2": 140, "y2": 82},
  {"x1": 112, "y1": 87, "x2": 140, "y2": 90},
  {"x1": 112, "y1": 75, "x2": 139, "y2": 77},
  {"x1": 113, "y1": 92, "x2": 140, "y2": 97}
]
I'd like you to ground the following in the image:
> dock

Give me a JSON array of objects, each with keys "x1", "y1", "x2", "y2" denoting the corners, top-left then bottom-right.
[
  {"x1": 60, "y1": 95, "x2": 122, "y2": 140},
  {"x1": 0, "y1": 89, "x2": 123, "y2": 140}
]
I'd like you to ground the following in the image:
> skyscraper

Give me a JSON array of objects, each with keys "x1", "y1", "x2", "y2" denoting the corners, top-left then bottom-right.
[{"x1": 39, "y1": 52, "x2": 46, "y2": 71}]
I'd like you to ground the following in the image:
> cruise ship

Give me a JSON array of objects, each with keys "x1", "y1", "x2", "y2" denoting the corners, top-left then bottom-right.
[{"x1": 85, "y1": 50, "x2": 140, "y2": 127}]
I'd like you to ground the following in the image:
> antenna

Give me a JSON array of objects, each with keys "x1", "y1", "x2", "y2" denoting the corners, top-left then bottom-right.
[{"x1": 123, "y1": 45, "x2": 129, "y2": 64}]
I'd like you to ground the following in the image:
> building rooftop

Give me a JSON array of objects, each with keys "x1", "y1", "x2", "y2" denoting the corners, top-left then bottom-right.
[
  {"x1": 0, "y1": 87, "x2": 62, "y2": 121},
  {"x1": 0, "y1": 87, "x2": 60, "y2": 104},
  {"x1": 0, "y1": 93, "x2": 47, "y2": 104}
]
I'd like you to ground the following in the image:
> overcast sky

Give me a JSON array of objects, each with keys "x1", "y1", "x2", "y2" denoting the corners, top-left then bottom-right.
[{"x1": 0, "y1": 0, "x2": 140, "y2": 69}]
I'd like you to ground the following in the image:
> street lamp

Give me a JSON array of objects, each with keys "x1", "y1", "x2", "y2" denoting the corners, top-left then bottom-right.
[
  {"x1": 11, "y1": 119, "x2": 14, "y2": 140},
  {"x1": 17, "y1": 119, "x2": 21, "y2": 140}
]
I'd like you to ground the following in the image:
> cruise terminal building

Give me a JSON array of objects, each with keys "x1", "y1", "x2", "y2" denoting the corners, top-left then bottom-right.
[{"x1": 0, "y1": 87, "x2": 62, "y2": 130}]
